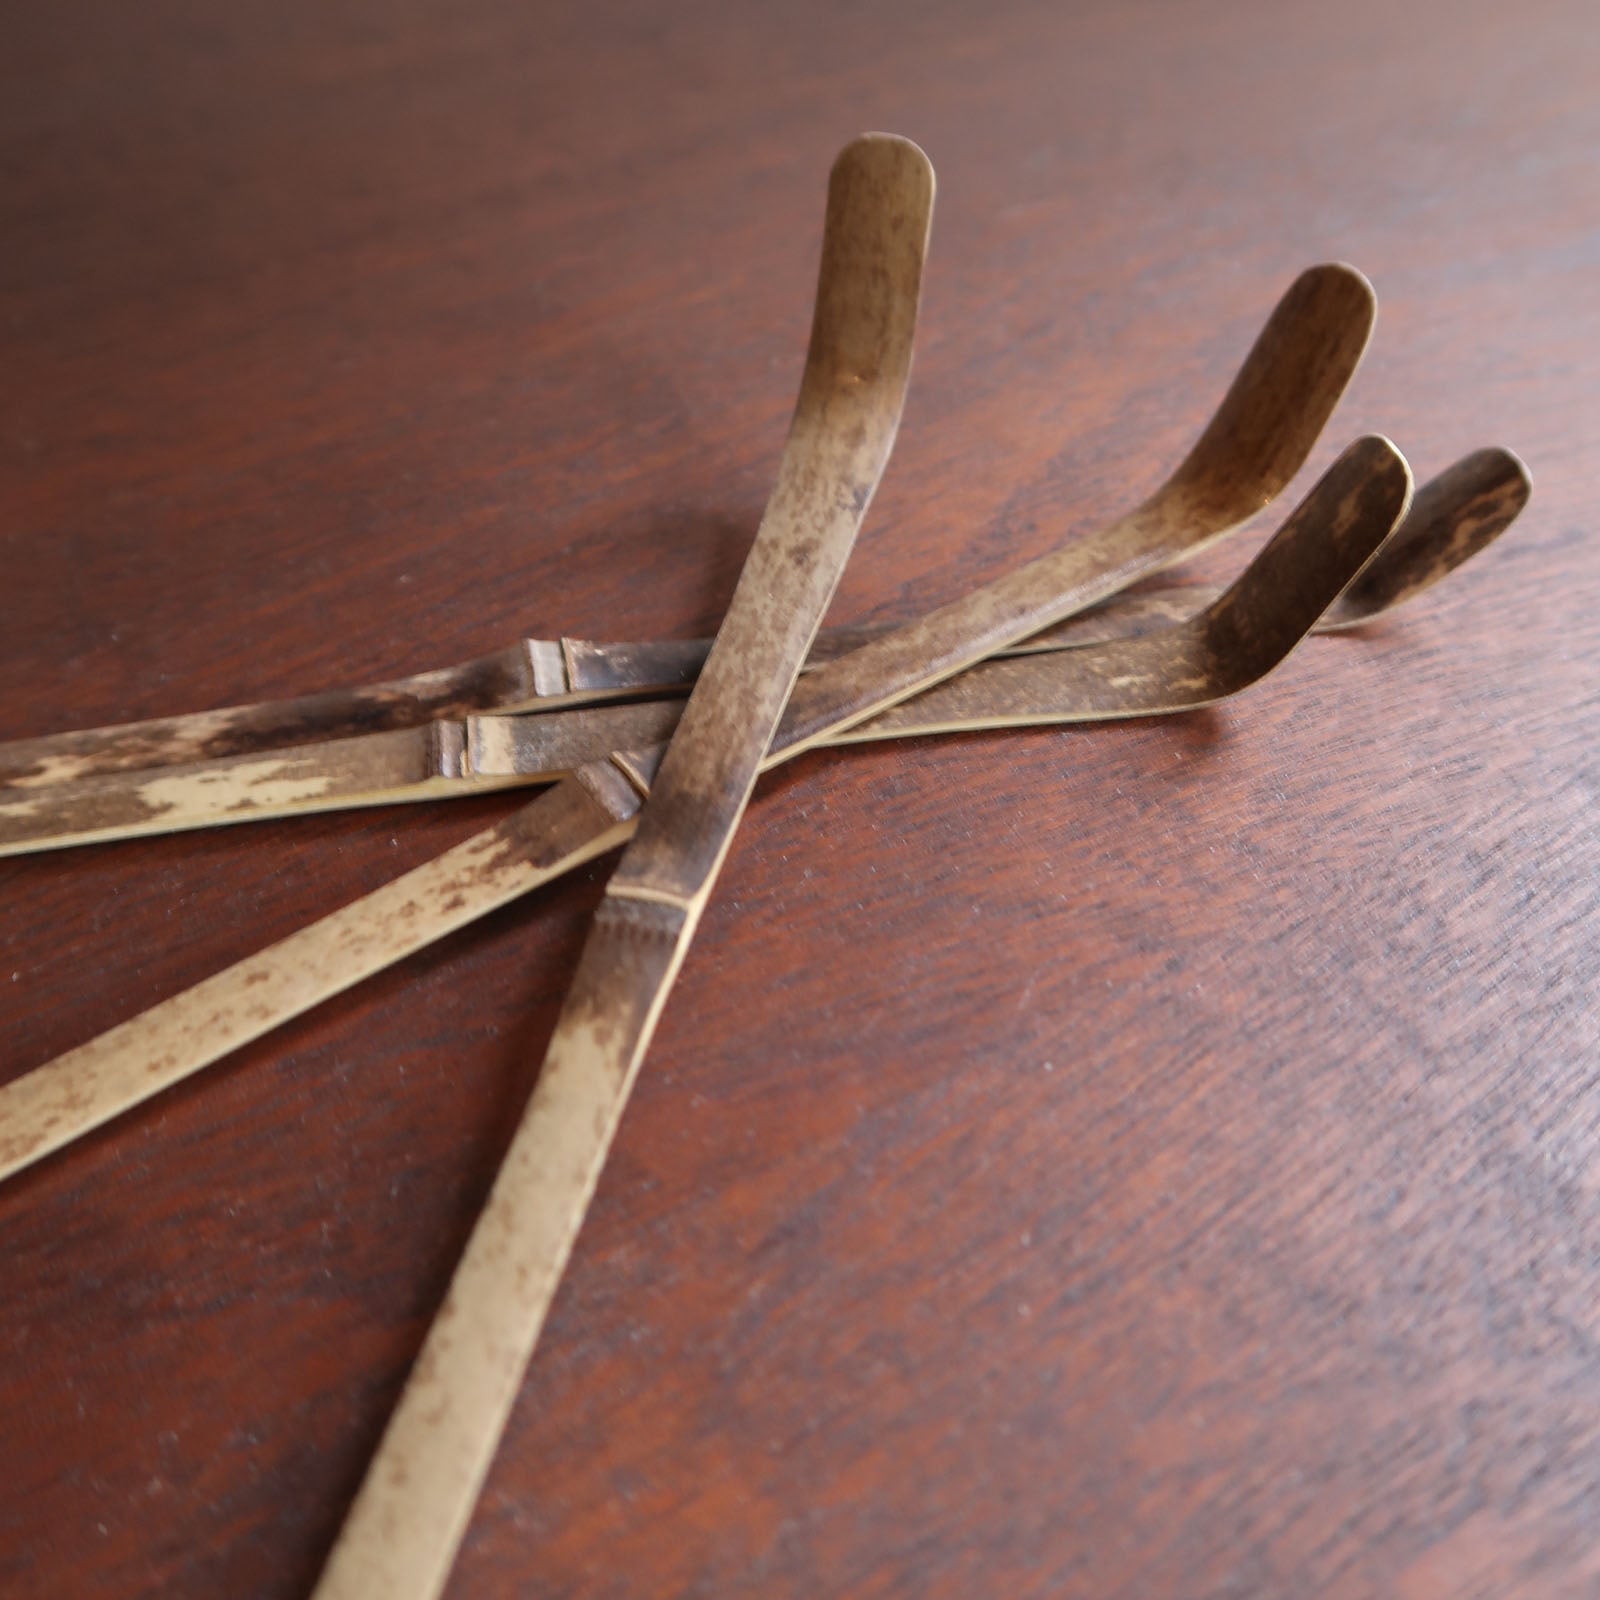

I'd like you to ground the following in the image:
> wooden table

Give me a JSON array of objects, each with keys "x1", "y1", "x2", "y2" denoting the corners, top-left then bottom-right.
[{"x1": 3, "y1": 2, "x2": 1596, "y2": 1595}]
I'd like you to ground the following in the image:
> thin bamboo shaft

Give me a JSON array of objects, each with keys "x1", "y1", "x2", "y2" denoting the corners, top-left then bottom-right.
[
  {"x1": 316, "y1": 885, "x2": 691, "y2": 1598},
  {"x1": 0, "y1": 644, "x2": 545, "y2": 791},
  {"x1": 0, "y1": 776, "x2": 640, "y2": 1180},
  {"x1": 310, "y1": 129, "x2": 937, "y2": 1600},
  {"x1": 0, "y1": 590, "x2": 1223, "y2": 792},
  {"x1": 0, "y1": 704, "x2": 671, "y2": 859}
]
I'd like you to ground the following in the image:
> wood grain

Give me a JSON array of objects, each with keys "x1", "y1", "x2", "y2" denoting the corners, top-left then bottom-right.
[{"x1": 1, "y1": 4, "x2": 1596, "y2": 1599}]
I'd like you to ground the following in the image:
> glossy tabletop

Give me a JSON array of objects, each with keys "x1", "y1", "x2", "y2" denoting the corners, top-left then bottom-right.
[{"x1": 3, "y1": 2, "x2": 1597, "y2": 1595}]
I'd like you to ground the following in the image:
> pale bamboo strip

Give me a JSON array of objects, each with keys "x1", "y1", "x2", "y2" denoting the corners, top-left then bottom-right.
[
  {"x1": 0, "y1": 775, "x2": 639, "y2": 1180},
  {"x1": 0, "y1": 703, "x2": 674, "y2": 859},
  {"x1": 308, "y1": 127, "x2": 936, "y2": 1600}
]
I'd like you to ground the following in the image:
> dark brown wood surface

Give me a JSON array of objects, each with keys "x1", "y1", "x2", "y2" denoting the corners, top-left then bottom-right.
[{"x1": 2, "y1": 2, "x2": 1596, "y2": 1595}]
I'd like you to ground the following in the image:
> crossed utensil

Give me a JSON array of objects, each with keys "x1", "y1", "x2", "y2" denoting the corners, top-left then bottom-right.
[{"x1": 0, "y1": 135, "x2": 1529, "y2": 1599}]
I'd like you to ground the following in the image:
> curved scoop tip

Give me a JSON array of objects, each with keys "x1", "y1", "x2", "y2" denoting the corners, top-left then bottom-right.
[
  {"x1": 1276, "y1": 263, "x2": 1378, "y2": 371},
  {"x1": 1298, "y1": 260, "x2": 1378, "y2": 315},
  {"x1": 832, "y1": 132, "x2": 936, "y2": 204},
  {"x1": 1345, "y1": 431, "x2": 1416, "y2": 512},
  {"x1": 1482, "y1": 443, "x2": 1533, "y2": 505}
]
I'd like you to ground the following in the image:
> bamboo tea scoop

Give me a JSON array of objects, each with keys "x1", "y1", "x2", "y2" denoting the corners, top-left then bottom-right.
[
  {"x1": 0, "y1": 438, "x2": 1414, "y2": 1190},
  {"x1": 0, "y1": 261, "x2": 1376, "y2": 792},
  {"x1": 0, "y1": 443, "x2": 1526, "y2": 859},
  {"x1": 309, "y1": 128, "x2": 938, "y2": 1600}
]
